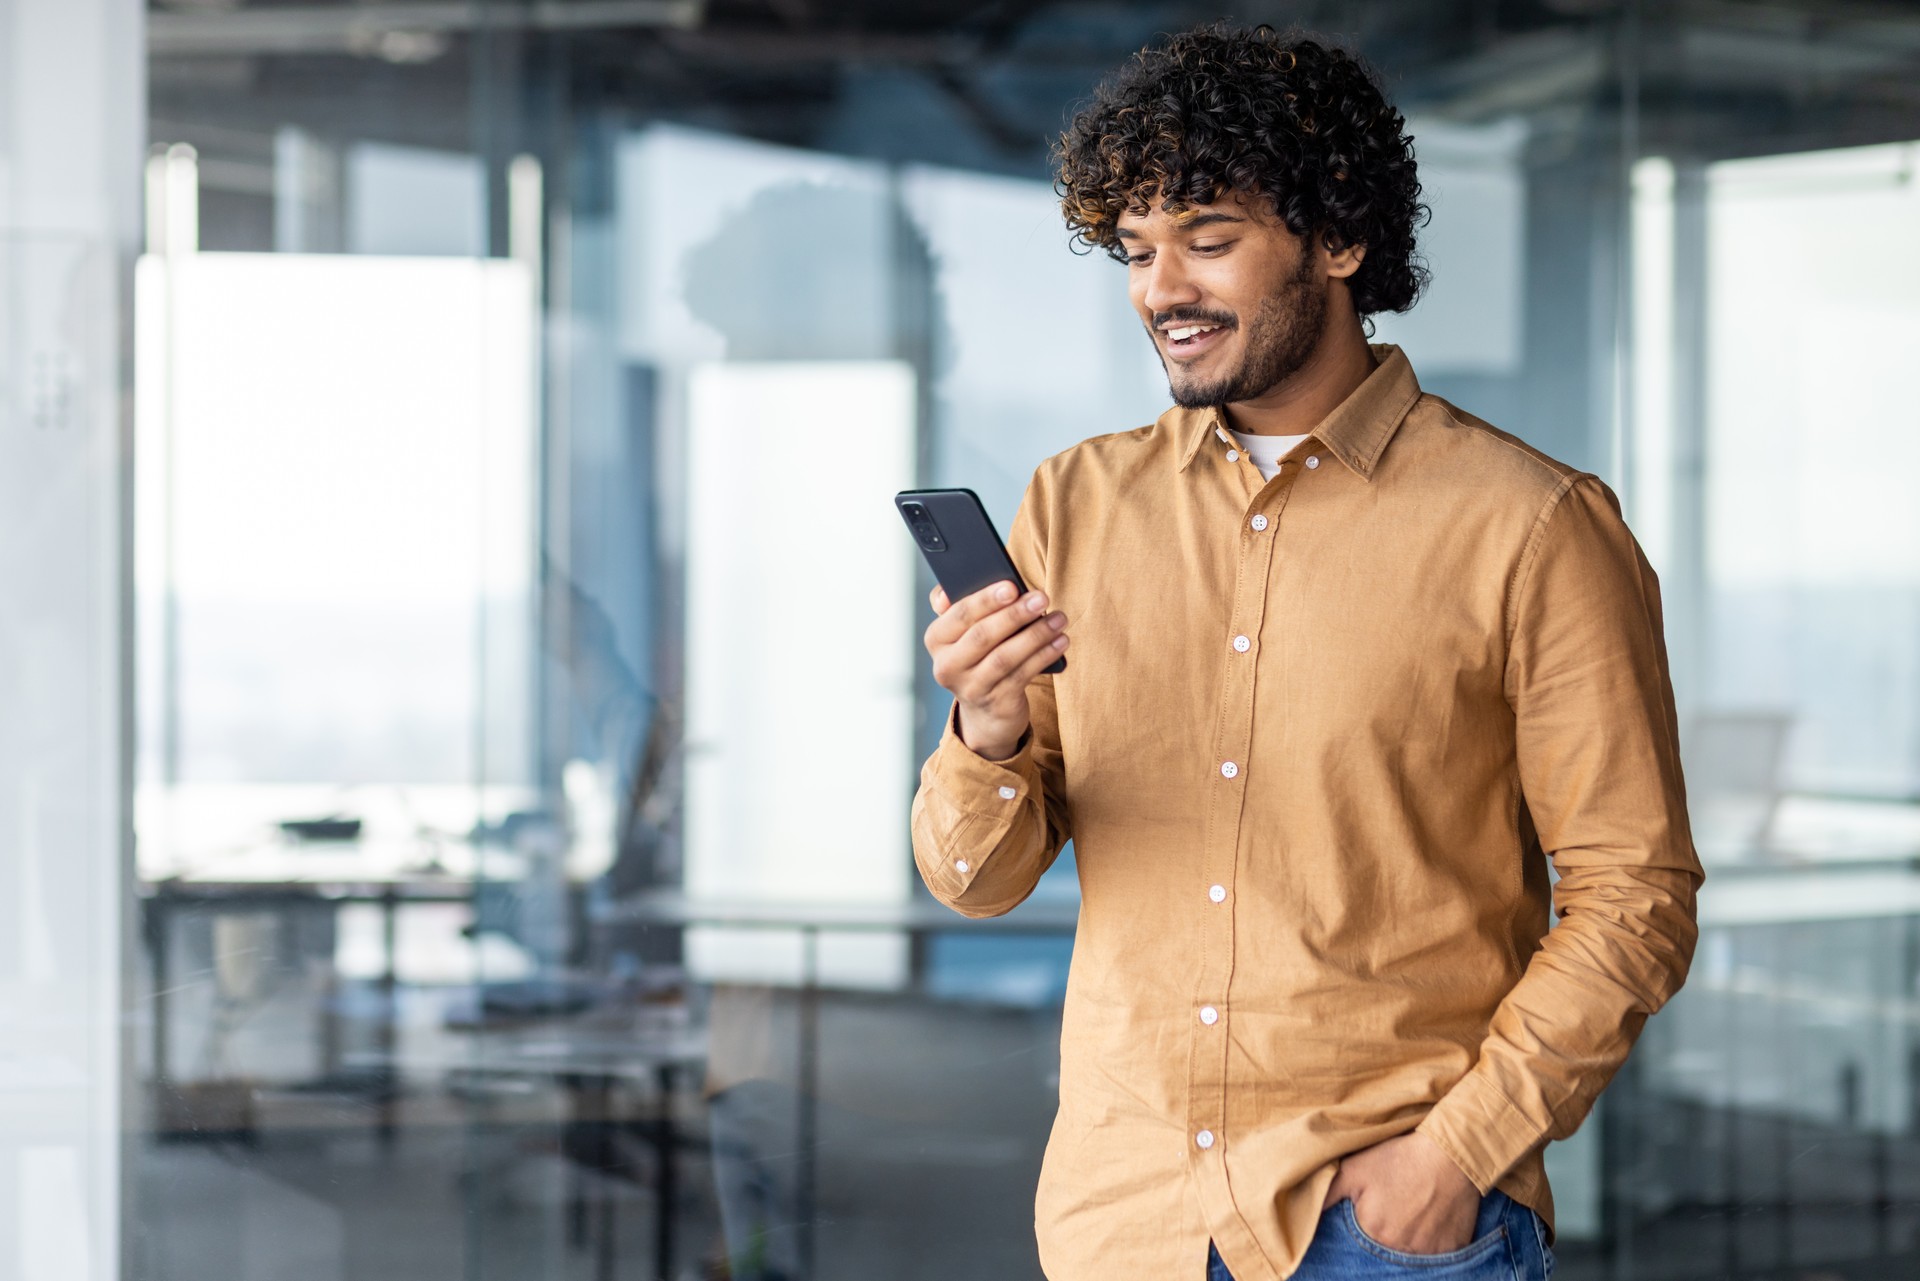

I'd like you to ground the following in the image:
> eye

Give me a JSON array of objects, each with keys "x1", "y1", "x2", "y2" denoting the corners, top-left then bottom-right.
[
  {"x1": 1191, "y1": 240, "x2": 1236, "y2": 255},
  {"x1": 1125, "y1": 252, "x2": 1154, "y2": 267}
]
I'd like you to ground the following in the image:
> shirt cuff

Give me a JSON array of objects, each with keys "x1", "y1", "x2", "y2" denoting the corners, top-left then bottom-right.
[
  {"x1": 1415, "y1": 1070, "x2": 1545, "y2": 1195},
  {"x1": 929, "y1": 700, "x2": 1041, "y2": 813}
]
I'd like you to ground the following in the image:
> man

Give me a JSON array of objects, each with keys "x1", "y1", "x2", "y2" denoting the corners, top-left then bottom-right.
[{"x1": 909, "y1": 24, "x2": 1702, "y2": 1281}]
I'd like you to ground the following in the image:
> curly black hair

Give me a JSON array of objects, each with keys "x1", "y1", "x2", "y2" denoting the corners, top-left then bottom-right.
[{"x1": 1055, "y1": 24, "x2": 1428, "y2": 318}]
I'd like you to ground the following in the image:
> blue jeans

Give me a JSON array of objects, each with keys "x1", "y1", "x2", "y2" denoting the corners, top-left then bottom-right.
[{"x1": 1206, "y1": 1190, "x2": 1554, "y2": 1280}]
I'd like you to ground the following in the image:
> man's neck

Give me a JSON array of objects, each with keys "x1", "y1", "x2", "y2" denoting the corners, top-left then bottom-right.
[{"x1": 1220, "y1": 320, "x2": 1378, "y2": 438}]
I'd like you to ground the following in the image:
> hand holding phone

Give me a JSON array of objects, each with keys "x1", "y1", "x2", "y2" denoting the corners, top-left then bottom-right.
[{"x1": 896, "y1": 489, "x2": 1070, "y2": 761}]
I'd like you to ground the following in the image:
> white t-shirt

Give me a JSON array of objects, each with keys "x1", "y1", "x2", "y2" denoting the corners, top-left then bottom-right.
[{"x1": 1228, "y1": 429, "x2": 1311, "y2": 481}]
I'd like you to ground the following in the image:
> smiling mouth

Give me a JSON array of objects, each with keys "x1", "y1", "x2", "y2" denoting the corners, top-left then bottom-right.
[{"x1": 1162, "y1": 322, "x2": 1231, "y2": 358}]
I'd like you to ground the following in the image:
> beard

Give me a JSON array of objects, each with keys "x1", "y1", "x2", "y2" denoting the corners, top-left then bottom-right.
[{"x1": 1158, "y1": 253, "x2": 1326, "y2": 409}]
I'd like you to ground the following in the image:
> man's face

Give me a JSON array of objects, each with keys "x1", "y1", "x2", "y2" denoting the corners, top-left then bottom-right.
[{"x1": 1117, "y1": 190, "x2": 1328, "y2": 410}]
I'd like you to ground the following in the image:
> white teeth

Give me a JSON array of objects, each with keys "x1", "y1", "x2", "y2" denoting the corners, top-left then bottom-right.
[{"x1": 1168, "y1": 324, "x2": 1219, "y2": 342}]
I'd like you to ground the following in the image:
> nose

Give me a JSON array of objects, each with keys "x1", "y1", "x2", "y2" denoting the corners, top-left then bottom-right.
[{"x1": 1137, "y1": 254, "x2": 1201, "y2": 318}]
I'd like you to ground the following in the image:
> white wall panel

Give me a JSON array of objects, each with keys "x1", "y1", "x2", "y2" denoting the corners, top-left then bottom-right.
[{"x1": 0, "y1": 2, "x2": 141, "y2": 1278}]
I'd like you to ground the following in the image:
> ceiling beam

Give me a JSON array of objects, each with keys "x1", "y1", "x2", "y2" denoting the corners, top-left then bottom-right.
[{"x1": 149, "y1": 1, "x2": 705, "y2": 58}]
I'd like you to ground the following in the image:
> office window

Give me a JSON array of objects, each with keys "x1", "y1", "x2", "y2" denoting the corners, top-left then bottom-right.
[
  {"x1": 1703, "y1": 141, "x2": 1920, "y2": 798},
  {"x1": 134, "y1": 251, "x2": 537, "y2": 864}
]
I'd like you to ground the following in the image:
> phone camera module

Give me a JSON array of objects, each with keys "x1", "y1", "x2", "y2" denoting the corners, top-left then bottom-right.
[{"x1": 903, "y1": 502, "x2": 945, "y2": 552}]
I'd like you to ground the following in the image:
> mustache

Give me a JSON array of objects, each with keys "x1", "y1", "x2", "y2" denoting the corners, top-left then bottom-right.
[{"x1": 1150, "y1": 308, "x2": 1237, "y2": 331}]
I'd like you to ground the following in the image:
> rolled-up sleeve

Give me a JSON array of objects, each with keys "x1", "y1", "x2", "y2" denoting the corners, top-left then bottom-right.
[
  {"x1": 910, "y1": 468, "x2": 1073, "y2": 918},
  {"x1": 1418, "y1": 475, "x2": 1704, "y2": 1192}
]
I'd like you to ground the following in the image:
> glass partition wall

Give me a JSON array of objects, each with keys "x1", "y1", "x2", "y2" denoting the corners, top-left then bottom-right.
[{"x1": 129, "y1": 3, "x2": 1920, "y2": 1279}]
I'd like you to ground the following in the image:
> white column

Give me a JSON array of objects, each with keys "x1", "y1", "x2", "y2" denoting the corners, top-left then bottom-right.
[{"x1": 0, "y1": 2, "x2": 141, "y2": 1279}]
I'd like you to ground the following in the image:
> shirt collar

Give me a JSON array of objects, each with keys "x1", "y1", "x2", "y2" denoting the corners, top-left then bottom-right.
[{"x1": 1173, "y1": 343, "x2": 1423, "y2": 481}]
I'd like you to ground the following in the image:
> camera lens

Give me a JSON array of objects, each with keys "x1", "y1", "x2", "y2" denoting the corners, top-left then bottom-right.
[{"x1": 904, "y1": 503, "x2": 944, "y2": 551}]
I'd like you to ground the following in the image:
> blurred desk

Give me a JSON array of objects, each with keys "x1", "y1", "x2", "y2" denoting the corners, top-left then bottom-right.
[
  {"x1": 135, "y1": 781, "x2": 539, "y2": 880},
  {"x1": 363, "y1": 1010, "x2": 708, "y2": 1281},
  {"x1": 1714, "y1": 790, "x2": 1920, "y2": 868},
  {"x1": 1696, "y1": 787, "x2": 1920, "y2": 926},
  {"x1": 595, "y1": 891, "x2": 1079, "y2": 1281},
  {"x1": 1699, "y1": 859, "x2": 1920, "y2": 927},
  {"x1": 140, "y1": 838, "x2": 519, "y2": 1144},
  {"x1": 595, "y1": 889, "x2": 1080, "y2": 936},
  {"x1": 145, "y1": 832, "x2": 702, "y2": 1279}
]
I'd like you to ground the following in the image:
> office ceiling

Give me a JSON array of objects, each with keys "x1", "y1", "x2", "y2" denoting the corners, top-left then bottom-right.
[{"x1": 149, "y1": 0, "x2": 1920, "y2": 188}]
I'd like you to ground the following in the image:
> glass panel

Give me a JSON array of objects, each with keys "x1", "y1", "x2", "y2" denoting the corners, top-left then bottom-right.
[
  {"x1": 1617, "y1": 7, "x2": 1920, "y2": 1277},
  {"x1": 0, "y1": 5, "x2": 139, "y2": 1275},
  {"x1": 0, "y1": 221, "x2": 124, "y2": 1281},
  {"x1": 116, "y1": 4, "x2": 1920, "y2": 1280}
]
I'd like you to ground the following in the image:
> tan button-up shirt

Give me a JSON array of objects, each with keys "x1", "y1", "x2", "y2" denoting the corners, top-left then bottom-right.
[{"x1": 910, "y1": 345, "x2": 1702, "y2": 1281}]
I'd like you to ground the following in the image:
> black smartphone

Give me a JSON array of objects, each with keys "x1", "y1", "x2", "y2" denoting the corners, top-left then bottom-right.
[{"x1": 895, "y1": 487, "x2": 1067, "y2": 674}]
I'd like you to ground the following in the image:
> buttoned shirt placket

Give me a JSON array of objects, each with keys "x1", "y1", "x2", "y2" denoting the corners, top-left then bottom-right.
[{"x1": 1188, "y1": 418, "x2": 1307, "y2": 1266}]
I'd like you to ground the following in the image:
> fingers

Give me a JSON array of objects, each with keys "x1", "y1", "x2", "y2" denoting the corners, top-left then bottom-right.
[
  {"x1": 926, "y1": 581, "x2": 1057, "y2": 658},
  {"x1": 1322, "y1": 1159, "x2": 1350, "y2": 1210},
  {"x1": 934, "y1": 604, "x2": 1064, "y2": 692},
  {"x1": 925, "y1": 579, "x2": 1021, "y2": 643},
  {"x1": 982, "y1": 597, "x2": 1059, "y2": 669},
  {"x1": 980, "y1": 616, "x2": 1068, "y2": 694},
  {"x1": 960, "y1": 605, "x2": 1063, "y2": 676},
  {"x1": 1002, "y1": 625, "x2": 1070, "y2": 688},
  {"x1": 974, "y1": 600, "x2": 1063, "y2": 669},
  {"x1": 923, "y1": 579, "x2": 1072, "y2": 719}
]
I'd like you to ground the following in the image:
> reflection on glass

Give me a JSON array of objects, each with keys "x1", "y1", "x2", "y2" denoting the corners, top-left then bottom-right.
[{"x1": 99, "y1": 6, "x2": 1920, "y2": 1281}]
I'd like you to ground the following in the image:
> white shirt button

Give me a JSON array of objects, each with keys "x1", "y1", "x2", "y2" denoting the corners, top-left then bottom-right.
[
  {"x1": 1305, "y1": 455, "x2": 1320, "y2": 470},
  {"x1": 955, "y1": 859, "x2": 969, "y2": 874},
  {"x1": 1199, "y1": 1006, "x2": 1219, "y2": 1026},
  {"x1": 1225, "y1": 449, "x2": 1239, "y2": 462},
  {"x1": 1219, "y1": 761, "x2": 1238, "y2": 779},
  {"x1": 1232, "y1": 635, "x2": 1250, "y2": 653},
  {"x1": 1249, "y1": 513, "x2": 1268, "y2": 532},
  {"x1": 997, "y1": 785, "x2": 1017, "y2": 800},
  {"x1": 1195, "y1": 1129, "x2": 1215, "y2": 1150},
  {"x1": 1208, "y1": 884, "x2": 1226, "y2": 903}
]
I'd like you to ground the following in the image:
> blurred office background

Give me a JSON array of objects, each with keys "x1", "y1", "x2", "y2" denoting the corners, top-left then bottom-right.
[{"x1": 4, "y1": 0, "x2": 1920, "y2": 1277}]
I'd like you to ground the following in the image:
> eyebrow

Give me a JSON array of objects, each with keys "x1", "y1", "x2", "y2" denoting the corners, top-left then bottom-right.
[{"x1": 1114, "y1": 212, "x2": 1247, "y2": 240}]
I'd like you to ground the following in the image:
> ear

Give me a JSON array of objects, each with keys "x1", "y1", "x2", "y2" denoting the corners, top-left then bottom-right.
[{"x1": 1322, "y1": 233, "x2": 1366, "y2": 281}]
